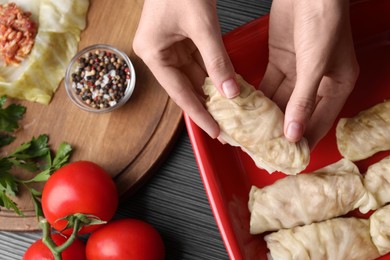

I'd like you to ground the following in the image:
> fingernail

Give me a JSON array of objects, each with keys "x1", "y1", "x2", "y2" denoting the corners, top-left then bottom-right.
[
  {"x1": 286, "y1": 121, "x2": 303, "y2": 142},
  {"x1": 222, "y1": 78, "x2": 239, "y2": 98}
]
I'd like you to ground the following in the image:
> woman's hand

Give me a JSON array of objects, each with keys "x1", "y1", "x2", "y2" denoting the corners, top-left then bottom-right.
[
  {"x1": 133, "y1": 0, "x2": 239, "y2": 139},
  {"x1": 260, "y1": 0, "x2": 359, "y2": 148}
]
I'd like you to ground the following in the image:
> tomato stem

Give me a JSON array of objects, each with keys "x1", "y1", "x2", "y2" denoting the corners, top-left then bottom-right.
[{"x1": 41, "y1": 218, "x2": 81, "y2": 260}]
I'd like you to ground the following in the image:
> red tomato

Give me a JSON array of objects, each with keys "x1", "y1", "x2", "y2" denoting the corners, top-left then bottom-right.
[
  {"x1": 41, "y1": 161, "x2": 118, "y2": 235},
  {"x1": 23, "y1": 233, "x2": 86, "y2": 260},
  {"x1": 86, "y1": 219, "x2": 165, "y2": 260}
]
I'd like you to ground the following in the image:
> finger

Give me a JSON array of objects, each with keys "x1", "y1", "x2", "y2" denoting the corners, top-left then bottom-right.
[
  {"x1": 192, "y1": 49, "x2": 207, "y2": 72},
  {"x1": 259, "y1": 62, "x2": 285, "y2": 98},
  {"x1": 305, "y1": 77, "x2": 353, "y2": 149},
  {"x1": 271, "y1": 76, "x2": 296, "y2": 112},
  {"x1": 180, "y1": 50, "x2": 208, "y2": 96},
  {"x1": 149, "y1": 64, "x2": 219, "y2": 138},
  {"x1": 284, "y1": 71, "x2": 321, "y2": 143},
  {"x1": 283, "y1": 0, "x2": 338, "y2": 143},
  {"x1": 181, "y1": 63, "x2": 208, "y2": 98},
  {"x1": 305, "y1": 96, "x2": 338, "y2": 149},
  {"x1": 190, "y1": 49, "x2": 212, "y2": 97},
  {"x1": 191, "y1": 22, "x2": 239, "y2": 99}
]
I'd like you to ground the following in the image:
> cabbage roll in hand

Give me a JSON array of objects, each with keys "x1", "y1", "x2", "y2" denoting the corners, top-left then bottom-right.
[
  {"x1": 202, "y1": 74, "x2": 310, "y2": 175},
  {"x1": 336, "y1": 100, "x2": 390, "y2": 161}
]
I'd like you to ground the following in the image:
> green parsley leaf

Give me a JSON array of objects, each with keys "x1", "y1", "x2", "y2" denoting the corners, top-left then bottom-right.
[
  {"x1": 29, "y1": 188, "x2": 43, "y2": 218},
  {"x1": 7, "y1": 158, "x2": 40, "y2": 172},
  {"x1": 0, "y1": 191, "x2": 23, "y2": 216},
  {"x1": 22, "y1": 142, "x2": 72, "y2": 183},
  {"x1": 10, "y1": 134, "x2": 50, "y2": 160},
  {"x1": 26, "y1": 169, "x2": 50, "y2": 183},
  {"x1": 0, "y1": 159, "x2": 18, "y2": 196},
  {"x1": 0, "y1": 133, "x2": 15, "y2": 148},
  {"x1": 0, "y1": 157, "x2": 13, "y2": 173},
  {"x1": 52, "y1": 142, "x2": 72, "y2": 171},
  {"x1": 0, "y1": 97, "x2": 72, "y2": 217},
  {"x1": 0, "y1": 96, "x2": 26, "y2": 133}
]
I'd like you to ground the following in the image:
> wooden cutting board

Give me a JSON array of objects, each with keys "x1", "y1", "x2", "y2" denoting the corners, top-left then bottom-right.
[{"x1": 0, "y1": 0, "x2": 183, "y2": 231}]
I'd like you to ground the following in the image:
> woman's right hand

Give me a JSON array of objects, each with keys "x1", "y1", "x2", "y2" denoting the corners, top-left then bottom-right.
[{"x1": 133, "y1": 0, "x2": 239, "y2": 139}]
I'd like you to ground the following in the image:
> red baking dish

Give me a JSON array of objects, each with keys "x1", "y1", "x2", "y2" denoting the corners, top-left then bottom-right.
[{"x1": 185, "y1": 0, "x2": 390, "y2": 259}]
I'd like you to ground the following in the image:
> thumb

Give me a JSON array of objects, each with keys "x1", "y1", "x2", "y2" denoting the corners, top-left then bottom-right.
[
  {"x1": 192, "y1": 28, "x2": 239, "y2": 98},
  {"x1": 284, "y1": 76, "x2": 320, "y2": 143}
]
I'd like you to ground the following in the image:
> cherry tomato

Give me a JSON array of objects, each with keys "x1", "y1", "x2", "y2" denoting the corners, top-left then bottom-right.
[
  {"x1": 86, "y1": 218, "x2": 165, "y2": 260},
  {"x1": 23, "y1": 233, "x2": 86, "y2": 260},
  {"x1": 41, "y1": 161, "x2": 118, "y2": 235}
]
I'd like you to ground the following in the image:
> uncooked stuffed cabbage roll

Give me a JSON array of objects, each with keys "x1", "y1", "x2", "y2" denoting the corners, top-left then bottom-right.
[
  {"x1": 265, "y1": 218, "x2": 380, "y2": 260},
  {"x1": 370, "y1": 203, "x2": 390, "y2": 255},
  {"x1": 248, "y1": 159, "x2": 377, "y2": 234},
  {"x1": 202, "y1": 75, "x2": 310, "y2": 175},
  {"x1": 336, "y1": 100, "x2": 390, "y2": 161},
  {"x1": 265, "y1": 204, "x2": 390, "y2": 260},
  {"x1": 364, "y1": 156, "x2": 390, "y2": 209}
]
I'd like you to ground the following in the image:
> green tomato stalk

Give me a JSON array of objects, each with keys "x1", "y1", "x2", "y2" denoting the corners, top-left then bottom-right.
[
  {"x1": 41, "y1": 214, "x2": 106, "y2": 260},
  {"x1": 40, "y1": 218, "x2": 80, "y2": 260}
]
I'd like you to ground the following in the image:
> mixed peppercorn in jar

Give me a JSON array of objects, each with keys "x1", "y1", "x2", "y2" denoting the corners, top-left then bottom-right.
[{"x1": 65, "y1": 44, "x2": 135, "y2": 113}]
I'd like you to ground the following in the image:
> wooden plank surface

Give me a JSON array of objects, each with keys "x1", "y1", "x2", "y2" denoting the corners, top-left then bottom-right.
[{"x1": 0, "y1": 0, "x2": 183, "y2": 231}]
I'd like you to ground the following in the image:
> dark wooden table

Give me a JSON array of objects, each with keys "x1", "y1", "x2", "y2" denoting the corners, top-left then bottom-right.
[{"x1": 0, "y1": 1, "x2": 271, "y2": 259}]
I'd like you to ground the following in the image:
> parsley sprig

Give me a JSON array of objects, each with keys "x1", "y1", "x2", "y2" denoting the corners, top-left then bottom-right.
[
  {"x1": 0, "y1": 95, "x2": 25, "y2": 147},
  {"x1": 0, "y1": 96, "x2": 72, "y2": 217}
]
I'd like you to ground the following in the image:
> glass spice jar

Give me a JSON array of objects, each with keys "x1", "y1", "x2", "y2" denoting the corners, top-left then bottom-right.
[{"x1": 65, "y1": 44, "x2": 136, "y2": 113}]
